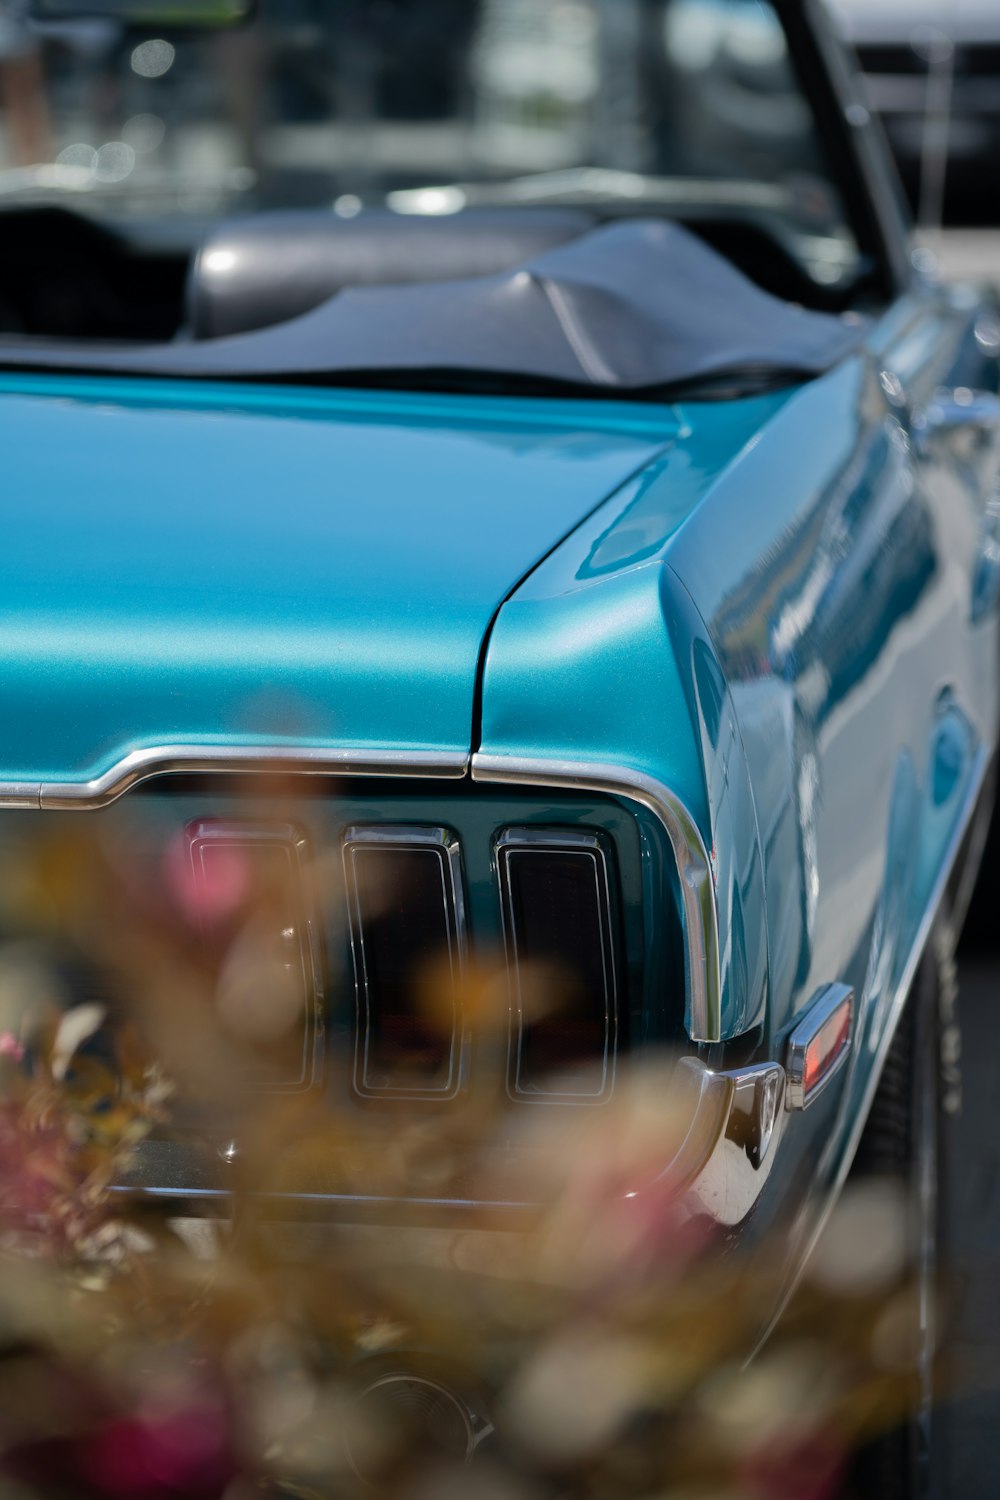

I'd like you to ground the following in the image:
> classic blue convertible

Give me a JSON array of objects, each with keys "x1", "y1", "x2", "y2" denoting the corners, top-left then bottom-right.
[{"x1": 1, "y1": 0, "x2": 999, "y2": 1484}]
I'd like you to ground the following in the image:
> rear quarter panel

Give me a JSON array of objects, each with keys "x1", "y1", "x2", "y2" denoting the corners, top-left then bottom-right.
[{"x1": 482, "y1": 294, "x2": 999, "y2": 1108}]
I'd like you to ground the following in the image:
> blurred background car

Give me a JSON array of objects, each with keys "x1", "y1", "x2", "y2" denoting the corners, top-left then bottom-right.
[{"x1": 826, "y1": 0, "x2": 1000, "y2": 225}]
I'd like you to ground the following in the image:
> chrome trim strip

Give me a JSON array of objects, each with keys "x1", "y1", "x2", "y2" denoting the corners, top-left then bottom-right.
[
  {"x1": 7, "y1": 742, "x2": 718, "y2": 1041},
  {"x1": 186, "y1": 820, "x2": 325, "y2": 1092},
  {"x1": 473, "y1": 753, "x2": 721, "y2": 1044},
  {"x1": 496, "y1": 828, "x2": 618, "y2": 1103},
  {"x1": 784, "y1": 982, "x2": 854, "y2": 1111},
  {"x1": 342, "y1": 825, "x2": 466, "y2": 1101},
  {"x1": 0, "y1": 745, "x2": 468, "y2": 811},
  {"x1": 110, "y1": 1184, "x2": 537, "y2": 1216}
]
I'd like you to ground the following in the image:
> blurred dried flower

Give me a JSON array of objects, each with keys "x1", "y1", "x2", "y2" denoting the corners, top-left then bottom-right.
[{"x1": 0, "y1": 813, "x2": 944, "y2": 1500}]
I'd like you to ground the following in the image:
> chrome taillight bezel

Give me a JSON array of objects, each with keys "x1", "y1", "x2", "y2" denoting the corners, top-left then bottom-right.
[
  {"x1": 342, "y1": 825, "x2": 467, "y2": 1101},
  {"x1": 495, "y1": 826, "x2": 619, "y2": 1104},
  {"x1": 185, "y1": 819, "x2": 325, "y2": 1092}
]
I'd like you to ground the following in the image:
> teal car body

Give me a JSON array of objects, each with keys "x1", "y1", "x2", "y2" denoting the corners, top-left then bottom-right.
[
  {"x1": 2, "y1": 277, "x2": 998, "y2": 1251},
  {"x1": 0, "y1": 0, "x2": 998, "y2": 1319}
]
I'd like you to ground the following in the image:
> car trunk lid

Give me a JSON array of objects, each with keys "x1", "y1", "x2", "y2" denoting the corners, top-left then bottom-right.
[{"x1": 0, "y1": 376, "x2": 677, "y2": 791}]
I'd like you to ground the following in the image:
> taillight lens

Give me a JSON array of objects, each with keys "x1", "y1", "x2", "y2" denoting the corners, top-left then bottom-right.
[
  {"x1": 185, "y1": 820, "x2": 323, "y2": 1090},
  {"x1": 802, "y1": 1003, "x2": 851, "y2": 1099},
  {"x1": 497, "y1": 829, "x2": 619, "y2": 1102},
  {"x1": 786, "y1": 982, "x2": 854, "y2": 1110},
  {"x1": 343, "y1": 828, "x2": 464, "y2": 1099}
]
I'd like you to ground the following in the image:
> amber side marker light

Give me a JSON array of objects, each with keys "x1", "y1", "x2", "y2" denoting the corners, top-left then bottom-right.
[{"x1": 785, "y1": 982, "x2": 854, "y2": 1110}]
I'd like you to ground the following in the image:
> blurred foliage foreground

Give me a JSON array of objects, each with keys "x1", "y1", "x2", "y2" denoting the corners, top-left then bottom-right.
[{"x1": 0, "y1": 802, "x2": 937, "y2": 1500}]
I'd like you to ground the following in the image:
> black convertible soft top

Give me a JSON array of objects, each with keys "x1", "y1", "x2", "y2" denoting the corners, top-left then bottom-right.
[{"x1": 0, "y1": 219, "x2": 865, "y2": 391}]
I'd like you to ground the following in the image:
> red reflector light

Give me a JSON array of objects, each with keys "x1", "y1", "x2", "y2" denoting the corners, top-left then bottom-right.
[
  {"x1": 802, "y1": 1001, "x2": 851, "y2": 1098},
  {"x1": 786, "y1": 983, "x2": 854, "y2": 1109}
]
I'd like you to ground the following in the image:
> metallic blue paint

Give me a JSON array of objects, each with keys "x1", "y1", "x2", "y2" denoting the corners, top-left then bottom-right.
[
  {"x1": 1, "y1": 278, "x2": 998, "y2": 1256},
  {"x1": 474, "y1": 279, "x2": 1000, "y2": 1274},
  {"x1": 0, "y1": 375, "x2": 677, "y2": 780},
  {"x1": 482, "y1": 289, "x2": 1000, "y2": 1057}
]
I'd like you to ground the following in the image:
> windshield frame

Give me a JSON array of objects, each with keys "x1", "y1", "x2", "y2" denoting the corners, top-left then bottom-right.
[{"x1": 781, "y1": 0, "x2": 912, "y2": 299}]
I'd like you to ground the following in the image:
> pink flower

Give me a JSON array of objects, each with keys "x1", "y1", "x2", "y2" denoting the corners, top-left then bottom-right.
[
  {"x1": 0, "y1": 1105, "x2": 71, "y2": 1227},
  {"x1": 3, "y1": 1368, "x2": 240, "y2": 1500},
  {"x1": 741, "y1": 1430, "x2": 846, "y2": 1500},
  {"x1": 0, "y1": 1033, "x2": 24, "y2": 1063},
  {"x1": 82, "y1": 1402, "x2": 237, "y2": 1498},
  {"x1": 164, "y1": 833, "x2": 250, "y2": 930}
]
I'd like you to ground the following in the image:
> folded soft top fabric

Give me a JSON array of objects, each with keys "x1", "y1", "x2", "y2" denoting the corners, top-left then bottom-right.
[{"x1": 0, "y1": 217, "x2": 864, "y2": 389}]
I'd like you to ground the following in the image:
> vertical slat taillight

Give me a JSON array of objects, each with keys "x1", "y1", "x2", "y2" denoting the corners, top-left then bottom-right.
[
  {"x1": 496, "y1": 828, "x2": 619, "y2": 1103},
  {"x1": 342, "y1": 827, "x2": 466, "y2": 1099},
  {"x1": 186, "y1": 821, "x2": 324, "y2": 1090}
]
